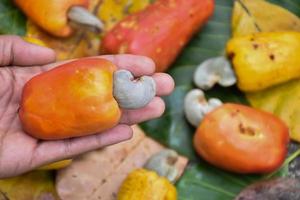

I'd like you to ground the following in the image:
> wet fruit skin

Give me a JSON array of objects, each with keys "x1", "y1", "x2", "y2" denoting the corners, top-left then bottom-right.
[
  {"x1": 19, "y1": 58, "x2": 121, "y2": 140},
  {"x1": 102, "y1": 0, "x2": 214, "y2": 72},
  {"x1": 194, "y1": 103, "x2": 289, "y2": 174}
]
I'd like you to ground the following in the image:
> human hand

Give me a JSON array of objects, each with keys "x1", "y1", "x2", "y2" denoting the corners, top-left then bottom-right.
[{"x1": 0, "y1": 35, "x2": 174, "y2": 178}]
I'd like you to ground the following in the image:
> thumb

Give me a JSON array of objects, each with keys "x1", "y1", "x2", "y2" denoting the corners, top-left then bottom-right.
[{"x1": 0, "y1": 35, "x2": 56, "y2": 66}]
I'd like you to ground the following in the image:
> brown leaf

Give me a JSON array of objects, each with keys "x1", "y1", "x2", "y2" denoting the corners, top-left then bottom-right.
[{"x1": 56, "y1": 126, "x2": 188, "y2": 200}]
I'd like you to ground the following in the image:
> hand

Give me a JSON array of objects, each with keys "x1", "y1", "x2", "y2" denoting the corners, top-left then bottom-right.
[{"x1": 0, "y1": 35, "x2": 174, "y2": 178}]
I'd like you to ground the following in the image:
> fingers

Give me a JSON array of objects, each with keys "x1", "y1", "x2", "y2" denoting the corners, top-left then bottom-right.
[
  {"x1": 153, "y1": 73, "x2": 175, "y2": 96},
  {"x1": 120, "y1": 97, "x2": 165, "y2": 125},
  {"x1": 100, "y1": 55, "x2": 174, "y2": 96},
  {"x1": 41, "y1": 54, "x2": 156, "y2": 76},
  {"x1": 34, "y1": 125, "x2": 133, "y2": 166},
  {"x1": 42, "y1": 56, "x2": 174, "y2": 97},
  {"x1": 0, "y1": 35, "x2": 56, "y2": 67},
  {"x1": 100, "y1": 54, "x2": 155, "y2": 76}
]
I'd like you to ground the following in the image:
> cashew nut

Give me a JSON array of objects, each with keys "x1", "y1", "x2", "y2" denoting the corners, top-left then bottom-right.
[
  {"x1": 184, "y1": 89, "x2": 222, "y2": 127},
  {"x1": 144, "y1": 149, "x2": 179, "y2": 183},
  {"x1": 113, "y1": 70, "x2": 156, "y2": 109},
  {"x1": 68, "y1": 6, "x2": 104, "y2": 33},
  {"x1": 194, "y1": 56, "x2": 236, "y2": 90}
]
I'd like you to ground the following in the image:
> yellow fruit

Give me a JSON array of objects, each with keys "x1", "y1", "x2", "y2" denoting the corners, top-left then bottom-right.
[
  {"x1": 226, "y1": 31, "x2": 300, "y2": 92},
  {"x1": 117, "y1": 169, "x2": 176, "y2": 200}
]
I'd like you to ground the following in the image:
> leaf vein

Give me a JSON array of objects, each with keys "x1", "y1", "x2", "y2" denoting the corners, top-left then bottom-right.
[{"x1": 187, "y1": 180, "x2": 237, "y2": 197}]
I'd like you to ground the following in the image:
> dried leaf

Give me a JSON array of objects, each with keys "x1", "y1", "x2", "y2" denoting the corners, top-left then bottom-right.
[
  {"x1": 56, "y1": 126, "x2": 188, "y2": 200},
  {"x1": 232, "y1": 0, "x2": 300, "y2": 37},
  {"x1": 0, "y1": 171, "x2": 58, "y2": 200}
]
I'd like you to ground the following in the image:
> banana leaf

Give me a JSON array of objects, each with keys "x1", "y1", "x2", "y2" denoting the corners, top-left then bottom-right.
[{"x1": 0, "y1": 0, "x2": 26, "y2": 35}]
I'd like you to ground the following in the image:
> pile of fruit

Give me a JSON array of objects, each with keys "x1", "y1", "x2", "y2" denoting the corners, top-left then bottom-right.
[{"x1": 1, "y1": 0, "x2": 300, "y2": 199}]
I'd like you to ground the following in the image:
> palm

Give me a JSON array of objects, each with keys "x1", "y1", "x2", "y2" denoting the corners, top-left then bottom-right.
[{"x1": 0, "y1": 66, "x2": 50, "y2": 177}]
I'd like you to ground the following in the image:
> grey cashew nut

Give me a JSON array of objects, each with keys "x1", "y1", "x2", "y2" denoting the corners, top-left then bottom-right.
[
  {"x1": 194, "y1": 56, "x2": 236, "y2": 90},
  {"x1": 184, "y1": 89, "x2": 222, "y2": 127},
  {"x1": 144, "y1": 149, "x2": 179, "y2": 183},
  {"x1": 113, "y1": 70, "x2": 156, "y2": 109},
  {"x1": 68, "y1": 6, "x2": 104, "y2": 33}
]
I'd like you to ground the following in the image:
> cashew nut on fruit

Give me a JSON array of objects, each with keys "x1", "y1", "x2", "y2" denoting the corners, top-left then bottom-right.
[
  {"x1": 144, "y1": 149, "x2": 179, "y2": 183},
  {"x1": 113, "y1": 70, "x2": 156, "y2": 109},
  {"x1": 194, "y1": 56, "x2": 236, "y2": 90},
  {"x1": 67, "y1": 6, "x2": 104, "y2": 32},
  {"x1": 184, "y1": 89, "x2": 222, "y2": 127}
]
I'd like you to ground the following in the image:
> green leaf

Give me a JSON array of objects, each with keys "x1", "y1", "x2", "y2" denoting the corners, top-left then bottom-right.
[
  {"x1": 0, "y1": 0, "x2": 26, "y2": 35},
  {"x1": 176, "y1": 163, "x2": 260, "y2": 200},
  {"x1": 141, "y1": 0, "x2": 300, "y2": 199}
]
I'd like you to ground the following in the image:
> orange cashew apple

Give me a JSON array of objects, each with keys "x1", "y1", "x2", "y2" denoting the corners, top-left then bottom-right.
[
  {"x1": 19, "y1": 58, "x2": 156, "y2": 140},
  {"x1": 184, "y1": 89, "x2": 289, "y2": 174},
  {"x1": 14, "y1": 0, "x2": 103, "y2": 37}
]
